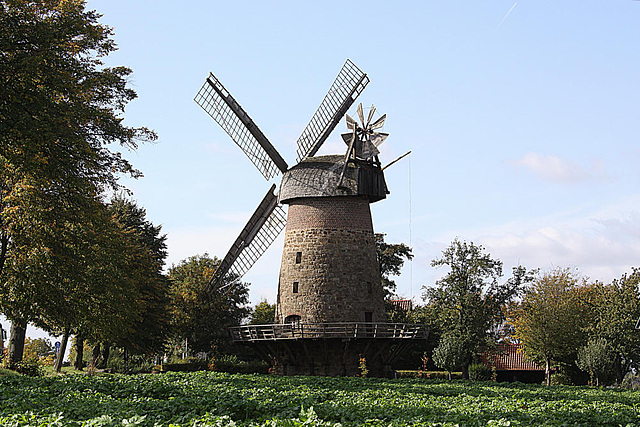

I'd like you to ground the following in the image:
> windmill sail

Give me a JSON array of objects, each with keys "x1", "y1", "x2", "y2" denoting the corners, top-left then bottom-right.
[
  {"x1": 207, "y1": 184, "x2": 287, "y2": 292},
  {"x1": 195, "y1": 73, "x2": 288, "y2": 180},
  {"x1": 295, "y1": 59, "x2": 369, "y2": 162}
]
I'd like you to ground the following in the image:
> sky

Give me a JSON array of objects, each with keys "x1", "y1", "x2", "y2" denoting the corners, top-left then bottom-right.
[{"x1": 3, "y1": 0, "x2": 640, "y2": 343}]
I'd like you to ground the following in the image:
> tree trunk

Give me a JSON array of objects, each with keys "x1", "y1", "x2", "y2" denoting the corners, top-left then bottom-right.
[
  {"x1": 8, "y1": 317, "x2": 27, "y2": 364},
  {"x1": 90, "y1": 343, "x2": 101, "y2": 368},
  {"x1": 545, "y1": 358, "x2": 551, "y2": 386},
  {"x1": 99, "y1": 343, "x2": 110, "y2": 369},
  {"x1": 54, "y1": 329, "x2": 70, "y2": 373},
  {"x1": 461, "y1": 362, "x2": 469, "y2": 380},
  {"x1": 615, "y1": 354, "x2": 624, "y2": 385},
  {"x1": 73, "y1": 331, "x2": 84, "y2": 370}
]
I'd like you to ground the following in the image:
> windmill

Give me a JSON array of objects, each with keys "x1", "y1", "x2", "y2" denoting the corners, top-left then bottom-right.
[{"x1": 195, "y1": 60, "x2": 426, "y2": 376}]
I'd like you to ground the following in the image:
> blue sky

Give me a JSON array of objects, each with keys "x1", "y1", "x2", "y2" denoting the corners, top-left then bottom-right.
[{"x1": 3, "y1": 1, "x2": 640, "y2": 342}]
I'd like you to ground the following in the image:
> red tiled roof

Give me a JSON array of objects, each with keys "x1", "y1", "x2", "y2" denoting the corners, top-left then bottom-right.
[
  {"x1": 390, "y1": 299, "x2": 412, "y2": 311},
  {"x1": 482, "y1": 343, "x2": 543, "y2": 371}
]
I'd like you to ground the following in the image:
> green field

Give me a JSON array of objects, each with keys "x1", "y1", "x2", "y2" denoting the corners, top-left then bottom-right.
[{"x1": 1, "y1": 372, "x2": 638, "y2": 426}]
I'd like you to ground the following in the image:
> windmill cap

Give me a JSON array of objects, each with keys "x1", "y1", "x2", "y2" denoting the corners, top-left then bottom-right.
[{"x1": 279, "y1": 155, "x2": 388, "y2": 204}]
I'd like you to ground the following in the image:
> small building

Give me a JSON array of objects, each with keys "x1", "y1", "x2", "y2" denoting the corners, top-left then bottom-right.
[{"x1": 481, "y1": 343, "x2": 545, "y2": 383}]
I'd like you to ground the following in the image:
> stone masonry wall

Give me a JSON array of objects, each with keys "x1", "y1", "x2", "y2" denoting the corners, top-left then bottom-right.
[{"x1": 276, "y1": 196, "x2": 386, "y2": 324}]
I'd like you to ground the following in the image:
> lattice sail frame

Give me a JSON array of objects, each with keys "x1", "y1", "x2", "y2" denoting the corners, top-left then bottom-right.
[
  {"x1": 195, "y1": 74, "x2": 288, "y2": 180},
  {"x1": 295, "y1": 59, "x2": 370, "y2": 162},
  {"x1": 208, "y1": 184, "x2": 287, "y2": 293}
]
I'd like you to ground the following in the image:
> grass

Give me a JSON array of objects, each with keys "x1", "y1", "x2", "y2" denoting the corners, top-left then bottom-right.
[
  {"x1": 41, "y1": 365, "x2": 82, "y2": 375},
  {"x1": 0, "y1": 367, "x2": 20, "y2": 377}
]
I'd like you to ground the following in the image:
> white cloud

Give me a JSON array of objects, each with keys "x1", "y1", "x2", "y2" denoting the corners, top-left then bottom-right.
[
  {"x1": 474, "y1": 201, "x2": 640, "y2": 284},
  {"x1": 509, "y1": 152, "x2": 607, "y2": 183}
]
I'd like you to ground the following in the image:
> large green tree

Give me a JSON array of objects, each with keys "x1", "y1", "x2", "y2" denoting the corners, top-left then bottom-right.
[
  {"x1": 0, "y1": 0, "x2": 155, "y2": 363},
  {"x1": 63, "y1": 196, "x2": 170, "y2": 370},
  {"x1": 168, "y1": 254, "x2": 250, "y2": 356},
  {"x1": 104, "y1": 196, "x2": 170, "y2": 356},
  {"x1": 510, "y1": 268, "x2": 589, "y2": 385},
  {"x1": 423, "y1": 239, "x2": 525, "y2": 379},
  {"x1": 585, "y1": 269, "x2": 640, "y2": 383}
]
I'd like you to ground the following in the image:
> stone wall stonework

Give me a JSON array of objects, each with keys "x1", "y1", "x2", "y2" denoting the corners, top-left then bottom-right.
[{"x1": 276, "y1": 196, "x2": 386, "y2": 324}]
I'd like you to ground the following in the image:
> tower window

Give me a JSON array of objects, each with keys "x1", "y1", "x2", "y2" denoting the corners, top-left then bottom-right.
[
  {"x1": 295, "y1": 251, "x2": 302, "y2": 264},
  {"x1": 367, "y1": 282, "x2": 372, "y2": 294},
  {"x1": 293, "y1": 281, "x2": 299, "y2": 293},
  {"x1": 285, "y1": 315, "x2": 301, "y2": 327}
]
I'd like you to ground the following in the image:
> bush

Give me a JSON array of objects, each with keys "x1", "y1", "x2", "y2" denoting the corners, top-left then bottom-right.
[
  {"x1": 621, "y1": 373, "x2": 640, "y2": 390},
  {"x1": 211, "y1": 354, "x2": 269, "y2": 374},
  {"x1": 160, "y1": 361, "x2": 208, "y2": 372},
  {"x1": 107, "y1": 354, "x2": 155, "y2": 374},
  {"x1": 15, "y1": 356, "x2": 44, "y2": 377},
  {"x1": 550, "y1": 370, "x2": 573, "y2": 386},
  {"x1": 468, "y1": 363, "x2": 491, "y2": 381}
]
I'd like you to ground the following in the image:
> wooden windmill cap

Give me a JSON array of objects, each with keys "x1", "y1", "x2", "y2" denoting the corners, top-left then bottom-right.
[{"x1": 279, "y1": 155, "x2": 388, "y2": 204}]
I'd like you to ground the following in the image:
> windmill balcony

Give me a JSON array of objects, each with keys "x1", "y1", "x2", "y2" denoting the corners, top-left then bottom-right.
[{"x1": 230, "y1": 322, "x2": 429, "y2": 342}]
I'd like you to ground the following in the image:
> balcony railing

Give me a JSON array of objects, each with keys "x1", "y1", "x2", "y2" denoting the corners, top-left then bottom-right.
[{"x1": 230, "y1": 322, "x2": 428, "y2": 342}]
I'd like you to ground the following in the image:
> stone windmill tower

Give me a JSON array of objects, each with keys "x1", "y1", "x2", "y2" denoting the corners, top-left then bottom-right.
[{"x1": 195, "y1": 60, "x2": 426, "y2": 376}]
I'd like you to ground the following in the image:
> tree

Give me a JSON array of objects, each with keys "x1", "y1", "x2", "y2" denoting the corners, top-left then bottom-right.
[
  {"x1": 103, "y1": 196, "x2": 170, "y2": 356},
  {"x1": 249, "y1": 300, "x2": 275, "y2": 325},
  {"x1": 432, "y1": 332, "x2": 465, "y2": 380},
  {"x1": 577, "y1": 338, "x2": 614, "y2": 386},
  {"x1": 168, "y1": 254, "x2": 250, "y2": 355},
  {"x1": 509, "y1": 268, "x2": 588, "y2": 385},
  {"x1": 423, "y1": 239, "x2": 525, "y2": 379},
  {"x1": 375, "y1": 233, "x2": 413, "y2": 298},
  {"x1": 0, "y1": 0, "x2": 155, "y2": 363},
  {"x1": 585, "y1": 270, "x2": 640, "y2": 384}
]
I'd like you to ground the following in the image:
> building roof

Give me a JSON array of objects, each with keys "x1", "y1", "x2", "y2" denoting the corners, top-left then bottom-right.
[
  {"x1": 279, "y1": 155, "x2": 388, "y2": 204},
  {"x1": 482, "y1": 343, "x2": 543, "y2": 371},
  {"x1": 389, "y1": 299, "x2": 412, "y2": 311}
]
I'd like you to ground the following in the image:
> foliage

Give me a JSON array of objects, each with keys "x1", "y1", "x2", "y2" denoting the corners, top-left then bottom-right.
[
  {"x1": 576, "y1": 338, "x2": 614, "y2": 386},
  {"x1": 621, "y1": 372, "x2": 640, "y2": 390},
  {"x1": 0, "y1": 367, "x2": 20, "y2": 377},
  {"x1": 211, "y1": 354, "x2": 269, "y2": 375},
  {"x1": 395, "y1": 370, "x2": 462, "y2": 380},
  {"x1": 104, "y1": 196, "x2": 170, "y2": 355},
  {"x1": 168, "y1": 254, "x2": 250, "y2": 355},
  {"x1": 509, "y1": 268, "x2": 589, "y2": 385},
  {"x1": 249, "y1": 300, "x2": 276, "y2": 325},
  {"x1": 375, "y1": 233, "x2": 413, "y2": 298},
  {"x1": 2, "y1": 372, "x2": 640, "y2": 425},
  {"x1": 549, "y1": 370, "x2": 574, "y2": 386},
  {"x1": 468, "y1": 362, "x2": 492, "y2": 381},
  {"x1": 424, "y1": 239, "x2": 527, "y2": 378},
  {"x1": 358, "y1": 355, "x2": 368, "y2": 378},
  {"x1": 13, "y1": 356, "x2": 43, "y2": 377},
  {"x1": 432, "y1": 333, "x2": 465, "y2": 380},
  {"x1": 584, "y1": 269, "x2": 640, "y2": 383},
  {"x1": 106, "y1": 352, "x2": 155, "y2": 375},
  {"x1": 22, "y1": 337, "x2": 53, "y2": 359},
  {"x1": 0, "y1": 0, "x2": 155, "y2": 362}
]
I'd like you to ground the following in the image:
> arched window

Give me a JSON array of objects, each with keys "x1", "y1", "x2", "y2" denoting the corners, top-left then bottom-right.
[{"x1": 284, "y1": 315, "x2": 301, "y2": 327}]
